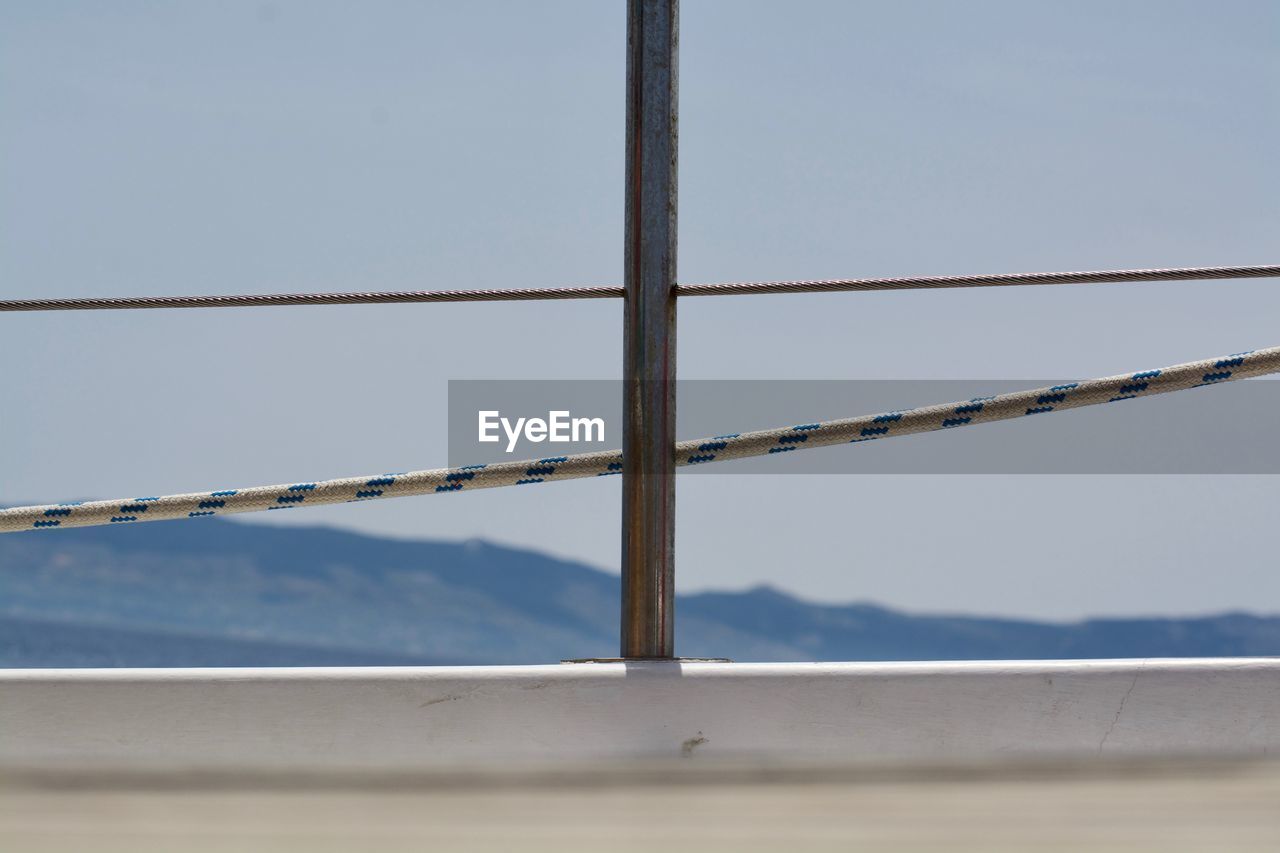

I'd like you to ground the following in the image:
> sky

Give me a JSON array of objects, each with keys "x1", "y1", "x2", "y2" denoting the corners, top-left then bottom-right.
[{"x1": 1, "y1": 0, "x2": 1277, "y2": 620}]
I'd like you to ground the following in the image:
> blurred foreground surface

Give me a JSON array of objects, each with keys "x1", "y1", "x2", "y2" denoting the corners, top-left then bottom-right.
[{"x1": 3, "y1": 759, "x2": 1278, "y2": 852}]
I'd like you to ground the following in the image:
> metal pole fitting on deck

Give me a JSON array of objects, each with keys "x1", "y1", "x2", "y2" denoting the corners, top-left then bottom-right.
[{"x1": 621, "y1": 0, "x2": 678, "y2": 659}]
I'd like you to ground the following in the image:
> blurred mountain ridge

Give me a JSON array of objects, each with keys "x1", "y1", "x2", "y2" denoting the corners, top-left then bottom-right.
[{"x1": 2, "y1": 518, "x2": 1277, "y2": 666}]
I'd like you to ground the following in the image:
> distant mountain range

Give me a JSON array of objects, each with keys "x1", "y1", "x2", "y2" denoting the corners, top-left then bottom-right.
[{"x1": 1, "y1": 518, "x2": 1278, "y2": 666}]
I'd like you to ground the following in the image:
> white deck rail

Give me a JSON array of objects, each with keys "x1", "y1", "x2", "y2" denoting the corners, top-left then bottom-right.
[{"x1": 4, "y1": 659, "x2": 1278, "y2": 770}]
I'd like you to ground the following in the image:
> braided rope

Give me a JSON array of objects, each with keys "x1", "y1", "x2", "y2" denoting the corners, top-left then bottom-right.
[
  {"x1": 3, "y1": 345, "x2": 1277, "y2": 534},
  {"x1": 2, "y1": 264, "x2": 1277, "y2": 312}
]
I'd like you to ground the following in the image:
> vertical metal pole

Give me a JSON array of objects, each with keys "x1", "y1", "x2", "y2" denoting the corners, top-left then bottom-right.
[{"x1": 621, "y1": 0, "x2": 678, "y2": 659}]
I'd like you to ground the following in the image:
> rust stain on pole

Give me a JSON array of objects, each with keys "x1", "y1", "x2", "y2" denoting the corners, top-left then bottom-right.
[{"x1": 621, "y1": 0, "x2": 678, "y2": 659}]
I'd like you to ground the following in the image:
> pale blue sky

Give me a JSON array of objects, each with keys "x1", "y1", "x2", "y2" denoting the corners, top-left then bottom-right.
[{"x1": 2, "y1": 0, "x2": 1277, "y2": 619}]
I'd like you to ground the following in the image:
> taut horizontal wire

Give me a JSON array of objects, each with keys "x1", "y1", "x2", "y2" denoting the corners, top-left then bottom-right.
[
  {"x1": 676, "y1": 263, "x2": 1280, "y2": 297},
  {"x1": 0, "y1": 284, "x2": 625, "y2": 312},
  {"x1": 2, "y1": 264, "x2": 1277, "y2": 312},
  {"x1": 2, "y1": 344, "x2": 1277, "y2": 534}
]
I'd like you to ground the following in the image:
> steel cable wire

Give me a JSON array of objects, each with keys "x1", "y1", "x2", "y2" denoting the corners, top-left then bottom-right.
[{"x1": 2, "y1": 264, "x2": 1277, "y2": 312}]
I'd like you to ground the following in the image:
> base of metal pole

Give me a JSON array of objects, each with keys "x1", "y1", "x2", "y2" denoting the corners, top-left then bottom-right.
[{"x1": 561, "y1": 658, "x2": 732, "y2": 664}]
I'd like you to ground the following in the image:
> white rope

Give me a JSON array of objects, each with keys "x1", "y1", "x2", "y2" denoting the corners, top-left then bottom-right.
[{"x1": 3, "y1": 345, "x2": 1277, "y2": 534}]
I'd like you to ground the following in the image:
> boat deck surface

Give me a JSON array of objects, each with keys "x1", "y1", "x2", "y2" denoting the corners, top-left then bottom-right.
[{"x1": 3, "y1": 758, "x2": 1278, "y2": 852}]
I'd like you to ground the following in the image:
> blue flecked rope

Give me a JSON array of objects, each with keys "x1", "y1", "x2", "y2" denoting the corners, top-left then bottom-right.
[{"x1": 3, "y1": 344, "x2": 1278, "y2": 534}]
